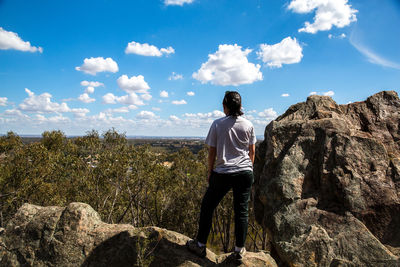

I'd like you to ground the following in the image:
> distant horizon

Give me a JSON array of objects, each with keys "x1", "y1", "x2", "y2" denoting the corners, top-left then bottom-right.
[
  {"x1": 1, "y1": 0, "x2": 399, "y2": 136},
  {"x1": 0, "y1": 132, "x2": 265, "y2": 140}
]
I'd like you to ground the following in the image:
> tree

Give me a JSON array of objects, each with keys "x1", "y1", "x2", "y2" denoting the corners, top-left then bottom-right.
[
  {"x1": 41, "y1": 130, "x2": 66, "y2": 151},
  {"x1": 0, "y1": 131, "x2": 22, "y2": 153}
]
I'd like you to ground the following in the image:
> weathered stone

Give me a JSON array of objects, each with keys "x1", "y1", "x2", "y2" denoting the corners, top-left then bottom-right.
[
  {"x1": 254, "y1": 91, "x2": 400, "y2": 266},
  {"x1": 0, "y1": 202, "x2": 277, "y2": 267}
]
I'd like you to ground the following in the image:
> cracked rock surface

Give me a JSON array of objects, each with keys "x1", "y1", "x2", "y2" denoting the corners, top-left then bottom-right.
[
  {"x1": 0, "y1": 202, "x2": 277, "y2": 267},
  {"x1": 254, "y1": 91, "x2": 400, "y2": 266}
]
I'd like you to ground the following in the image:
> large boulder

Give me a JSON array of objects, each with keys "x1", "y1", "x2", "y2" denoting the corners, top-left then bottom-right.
[
  {"x1": 254, "y1": 91, "x2": 400, "y2": 266},
  {"x1": 0, "y1": 202, "x2": 277, "y2": 267}
]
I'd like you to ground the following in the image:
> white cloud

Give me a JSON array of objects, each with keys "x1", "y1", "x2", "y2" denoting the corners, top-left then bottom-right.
[
  {"x1": 172, "y1": 110, "x2": 225, "y2": 129},
  {"x1": 1, "y1": 108, "x2": 147, "y2": 133},
  {"x1": 4, "y1": 108, "x2": 29, "y2": 118},
  {"x1": 258, "y1": 108, "x2": 278, "y2": 119},
  {"x1": 0, "y1": 27, "x2": 43, "y2": 53},
  {"x1": 187, "y1": 91, "x2": 195, "y2": 96},
  {"x1": 328, "y1": 33, "x2": 346, "y2": 39},
  {"x1": 80, "y1": 112, "x2": 135, "y2": 126},
  {"x1": 102, "y1": 93, "x2": 117, "y2": 104},
  {"x1": 160, "y1": 47, "x2": 175, "y2": 55},
  {"x1": 288, "y1": 0, "x2": 357, "y2": 34},
  {"x1": 36, "y1": 114, "x2": 70, "y2": 123},
  {"x1": 102, "y1": 92, "x2": 145, "y2": 106},
  {"x1": 243, "y1": 114, "x2": 255, "y2": 121},
  {"x1": 349, "y1": 38, "x2": 400, "y2": 70},
  {"x1": 0, "y1": 97, "x2": 8, "y2": 106},
  {"x1": 7, "y1": 89, "x2": 92, "y2": 125},
  {"x1": 172, "y1": 99, "x2": 187, "y2": 105},
  {"x1": 4, "y1": 105, "x2": 285, "y2": 136},
  {"x1": 80, "y1": 81, "x2": 104, "y2": 87},
  {"x1": 160, "y1": 90, "x2": 169, "y2": 98},
  {"x1": 110, "y1": 107, "x2": 130, "y2": 113},
  {"x1": 136, "y1": 111, "x2": 158, "y2": 120},
  {"x1": 49, "y1": 115, "x2": 70, "y2": 123},
  {"x1": 116, "y1": 93, "x2": 145, "y2": 106},
  {"x1": 117, "y1": 74, "x2": 150, "y2": 93},
  {"x1": 78, "y1": 93, "x2": 96, "y2": 103},
  {"x1": 251, "y1": 108, "x2": 279, "y2": 127},
  {"x1": 257, "y1": 37, "x2": 303, "y2": 68},
  {"x1": 75, "y1": 57, "x2": 119, "y2": 75},
  {"x1": 164, "y1": 0, "x2": 194, "y2": 6},
  {"x1": 125, "y1": 41, "x2": 175, "y2": 57},
  {"x1": 258, "y1": 108, "x2": 278, "y2": 120},
  {"x1": 323, "y1": 90, "x2": 335, "y2": 96},
  {"x1": 169, "y1": 115, "x2": 181, "y2": 121},
  {"x1": 104, "y1": 105, "x2": 137, "y2": 113},
  {"x1": 81, "y1": 81, "x2": 103, "y2": 94},
  {"x1": 176, "y1": 110, "x2": 224, "y2": 127},
  {"x1": 309, "y1": 90, "x2": 335, "y2": 96},
  {"x1": 129, "y1": 105, "x2": 138, "y2": 110},
  {"x1": 85, "y1": 86, "x2": 95, "y2": 94},
  {"x1": 281, "y1": 93, "x2": 290, "y2": 97},
  {"x1": 19, "y1": 88, "x2": 70, "y2": 113},
  {"x1": 183, "y1": 110, "x2": 225, "y2": 119},
  {"x1": 152, "y1": 107, "x2": 161, "y2": 111},
  {"x1": 168, "y1": 72, "x2": 183, "y2": 80},
  {"x1": 34, "y1": 114, "x2": 46, "y2": 122},
  {"x1": 71, "y1": 108, "x2": 90, "y2": 118},
  {"x1": 61, "y1": 98, "x2": 75, "y2": 102},
  {"x1": 141, "y1": 94, "x2": 152, "y2": 101},
  {"x1": 193, "y1": 44, "x2": 262, "y2": 86},
  {"x1": 253, "y1": 119, "x2": 274, "y2": 126}
]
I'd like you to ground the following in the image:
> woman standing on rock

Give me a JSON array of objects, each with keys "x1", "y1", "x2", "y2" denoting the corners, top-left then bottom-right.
[{"x1": 186, "y1": 91, "x2": 256, "y2": 262}]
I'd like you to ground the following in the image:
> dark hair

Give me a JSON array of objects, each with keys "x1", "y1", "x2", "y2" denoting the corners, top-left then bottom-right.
[{"x1": 223, "y1": 91, "x2": 243, "y2": 116}]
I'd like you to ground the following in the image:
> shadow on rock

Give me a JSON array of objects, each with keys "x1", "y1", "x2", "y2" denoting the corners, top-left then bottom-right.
[{"x1": 81, "y1": 229, "x2": 217, "y2": 267}]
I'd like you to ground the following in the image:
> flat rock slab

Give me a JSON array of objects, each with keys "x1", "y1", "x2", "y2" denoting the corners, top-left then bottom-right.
[{"x1": 0, "y1": 202, "x2": 277, "y2": 267}]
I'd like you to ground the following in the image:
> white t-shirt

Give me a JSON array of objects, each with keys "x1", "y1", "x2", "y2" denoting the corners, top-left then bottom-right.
[{"x1": 205, "y1": 115, "x2": 256, "y2": 173}]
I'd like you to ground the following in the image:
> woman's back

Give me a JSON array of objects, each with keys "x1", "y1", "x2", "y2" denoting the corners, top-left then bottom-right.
[{"x1": 205, "y1": 115, "x2": 256, "y2": 173}]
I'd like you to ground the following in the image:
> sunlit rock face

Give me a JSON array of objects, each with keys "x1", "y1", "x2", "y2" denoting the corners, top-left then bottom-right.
[
  {"x1": 0, "y1": 202, "x2": 277, "y2": 267},
  {"x1": 254, "y1": 91, "x2": 400, "y2": 266}
]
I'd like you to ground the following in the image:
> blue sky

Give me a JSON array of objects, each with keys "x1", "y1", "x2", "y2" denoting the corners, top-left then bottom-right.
[{"x1": 1, "y1": 0, "x2": 399, "y2": 136}]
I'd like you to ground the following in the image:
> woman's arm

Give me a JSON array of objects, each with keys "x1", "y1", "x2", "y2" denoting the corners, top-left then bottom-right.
[
  {"x1": 249, "y1": 144, "x2": 255, "y2": 165},
  {"x1": 208, "y1": 146, "x2": 216, "y2": 182}
]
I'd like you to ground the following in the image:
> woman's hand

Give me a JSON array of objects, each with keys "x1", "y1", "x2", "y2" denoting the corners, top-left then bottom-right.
[
  {"x1": 208, "y1": 146, "x2": 216, "y2": 183},
  {"x1": 249, "y1": 144, "x2": 255, "y2": 164}
]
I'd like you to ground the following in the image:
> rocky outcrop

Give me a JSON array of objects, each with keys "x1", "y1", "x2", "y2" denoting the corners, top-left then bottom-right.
[
  {"x1": 254, "y1": 91, "x2": 400, "y2": 266},
  {"x1": 0, "y1": 202, "x2": 277, "y2": 267}
]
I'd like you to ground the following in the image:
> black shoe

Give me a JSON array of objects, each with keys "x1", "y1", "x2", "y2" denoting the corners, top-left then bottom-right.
[
  {"x1": 234, "y1": 247, "x2": 246, "y2": 261},
  {"x1": 186, "y1": 239, "x2": 206, "y2": 258}
]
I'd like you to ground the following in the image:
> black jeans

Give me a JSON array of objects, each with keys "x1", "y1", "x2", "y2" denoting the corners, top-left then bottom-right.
[{"x1": 196, "y1": 170, "x2": 254, "y2": 248}]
